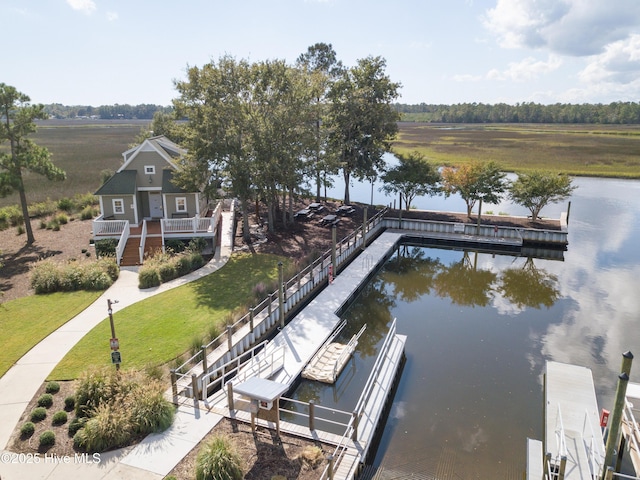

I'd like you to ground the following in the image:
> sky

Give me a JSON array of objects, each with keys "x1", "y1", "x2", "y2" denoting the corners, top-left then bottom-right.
[{"x1": 3, "y1": 0, "x2": 640, "y2": 107}]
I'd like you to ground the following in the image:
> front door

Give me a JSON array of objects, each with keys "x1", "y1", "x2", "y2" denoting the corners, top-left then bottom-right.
[{"x1": 149, "y1": 192, "x2": 163, "y2": 218}]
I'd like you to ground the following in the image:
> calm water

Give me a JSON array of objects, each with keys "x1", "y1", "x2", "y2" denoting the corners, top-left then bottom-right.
[{"x1": 291, "y1": 173, "x2": 640, "y2": 478}]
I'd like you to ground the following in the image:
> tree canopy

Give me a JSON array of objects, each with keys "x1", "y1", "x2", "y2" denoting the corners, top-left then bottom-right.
[
  {"x1": 0, "y1": 84, "x2": 66, "y2": 244},
  {"x1": 381, "y1": 151, "x2": 441, "y2": 210},
  {"x1": 508, "y1": 171, "x2": 576, "y2": 221},
  {"x1": 441, "y1": 161, "x2": 507, "y2": 217}
]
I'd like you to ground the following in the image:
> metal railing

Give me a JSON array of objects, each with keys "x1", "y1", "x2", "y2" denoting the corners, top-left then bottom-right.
[
  {"x1": 582, "y1": 408, "x2": 605, "y2": 478},
  {"x1": 332, "y1": 325, "x2": 366, "y2": 382},
  {"x1": 170, "y1": 207, "x2": 388, "y2": 401}
]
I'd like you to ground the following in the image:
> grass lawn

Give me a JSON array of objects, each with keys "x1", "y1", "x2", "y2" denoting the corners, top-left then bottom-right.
[
  {"x1": 0, "y1": 291, "x2": 103, "y2": 377},
  {"x1": 50, "y1": 252, "x2": 287, "y2": 380}
]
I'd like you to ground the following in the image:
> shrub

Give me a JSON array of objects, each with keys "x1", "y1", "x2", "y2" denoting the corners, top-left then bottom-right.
[
  {"x1": 39, "y1": 430, "x2": 56, "y2": 448},
  {"x1": 188, "y1": 252, "x2": 205, "y2": 270},
  {"x1": 73, "y1": 429, "x2": 87, "y2": 450},
  {"x1": 52, "y1": 411, "x2": 68, "y2": 425},
  {"x1": 68, "y1": 416, "x2": 87, "y2": 437},
  {"x1": 20, "y1": 422, "x2": 35, "y2": 438},
  {"x1": 138, "y1": 267, "x2": 161, "y2": 288},
  {"x1": 46, "y1": 219, "x2": 60, "y2": 231},
  {"x1": 16, "y1": 225, "x2": 25, "y2": 235},
  {"x1": 79, "y1": 404, "x2": 132, "y2": 452},
  {"x1": 75, "y1": 368, "x2": 116, "y2": 417},
  {"x1": 37, "y1": 393, "x2": 54, "y2": 408},
  {"x1": 175, "y1": 255, "x2": 193, "y2": 276},
  {"x1": 30, "y1": 260, "x2": 60, "y2": 294},
  {"x1": 30, "y1": 258, "x2": 118, "y2": 294},
  {"x1": 188, "y1": 237, "x2": 207, "y2": 253},
  {"x1": 31, "y1": 407, "x2": 47, "y2": 422},
  {"x1": 64, "y1": 396, "x2": 76, "y2": 411},
  {"x1": 57, "y1": 197, "x2": 75, "y2": 212},
  {"x1": 158, "y1": 262, "x2": 177, "y2": 282},
  {"x1": 165, "y1": 239, "x2": 186, "y2": 253},
  {"x1": 80, "y1": 205, "x2": 98, "y2": 220},
  {"x1": 56, "y1": 213, "x2": 69, "y2": 225},
  {"x1": 195, "y1": 436, "x2": 243, "y2": 480},
  {"x1": 28, "y1": 200, "x2": 57, "y2": 218},
  {"x1": 39, "y1": 219, "x2": 47, "y2": 229},
  {"x1": 45, "y1": 381, "x2": 60, "y2": 394},
  {"x1": 73, "y1": 192, "x2": 98, "y2": 209},
  {"x1": 129, "y1": 382, "x2": 175, "y2": 434},
  {"x1": 94, "y1": 238, "x2": 117, "y2": 258}
]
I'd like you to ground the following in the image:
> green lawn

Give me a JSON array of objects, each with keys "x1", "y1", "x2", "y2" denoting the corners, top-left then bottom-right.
[
  {"x1": 0, "y1": 291, "x2": 103, "y2": 377},
  {"x1": 50, "y1": 252, "x2": 286, "y2": 380}
]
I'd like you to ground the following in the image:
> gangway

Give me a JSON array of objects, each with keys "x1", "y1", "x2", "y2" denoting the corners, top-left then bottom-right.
[{"x1": 302, "y1": 323, "x2": 366, "y2": 384}]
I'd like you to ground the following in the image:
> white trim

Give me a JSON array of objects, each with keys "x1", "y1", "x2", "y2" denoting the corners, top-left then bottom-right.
[
  {"x1": 112, "y1": 198, "x2": 125, "y2": 215},
  {"x1": 195, "y1": 192, "x2": 201, "y2": 217},
  {"x1": 99, "y1": 197, "x2": 105, "y2": 218},
  {"x1": 117, "y1": 136, "x2": 184, "y2": 173},
  {"x1": 137, "y1": 187, "x2": 162, "y2": 192},
  {"x1": 132, "y1": 193, "x2": 139, "y2": 224},
  {"x1": 144, "y1": 165, "x2": 156, "y2": 175}
]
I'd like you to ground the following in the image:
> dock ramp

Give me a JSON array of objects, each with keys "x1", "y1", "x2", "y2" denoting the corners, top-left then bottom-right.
[
  {"x1": 623, "y1": 382, "x2": 640, "y2": 476},
  {"x1": 302, "y1": 323, "x2": 366, "y2": 384},
  {"x1": 543, "y1": 361, "x2": 605, "y2": 479}
]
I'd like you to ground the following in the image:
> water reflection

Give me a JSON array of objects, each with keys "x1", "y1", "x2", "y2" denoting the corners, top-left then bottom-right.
[{"x1": 289, "y1": 176, "x2": 640, "y2": 477}]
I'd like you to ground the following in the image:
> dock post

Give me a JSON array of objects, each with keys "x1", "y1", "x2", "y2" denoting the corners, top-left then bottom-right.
[
  {"x1": 249, "y1": 307, "x2": 254, "y2": 332},
  {"x1": 362, "y1": 208, "x2": 368, "y2": 250},
  {"x1": 191, "y1": 373, "x2": 199, "y2": 403},
  {"x1": 170, "y1": 369, "x2": 178, "y2": 405},
  {"x1": 327, "y1": 454, "x2": 335, "y2": 480},
  {"x1": 227, "y1": 325, "x2": 233, "y2": 352},
  {"x1": 544, "y1": 452, "x2": 551, "y2": 476},
  {"x1": 601, "y1": 372, "x2": 630, "y2": 479},
  {"x1": 559, "y1": 455, "x2": 567, "y2": 480},
  {"x1": 351, "y1": 411, "x2": 359, "y2": 441},
  {"x1": 621, "y1": 350, "x2": 634, "y2": 376},
  {"x1": 605, "y1": 466, "x2": 614, "y2": 480},
  {"x1": 201, "y1": 345, "x2": 208, "y2": 373},
  {"x1": 331, "y1": 226, "x2": 337, "y2": 277},
  {"x1": 278, "y1": 262, "x2": 285, "y2": 328},
  {"x1": 227, "y1": 382, "x2": 234, "y2": 410},
  {"x1": 309, "y1": 400, "x2": 315, "y2": 431}
]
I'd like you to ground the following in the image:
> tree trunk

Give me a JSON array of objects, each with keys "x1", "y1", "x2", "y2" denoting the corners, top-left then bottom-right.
[
  {"x1": 343, "y1": 170, "x2": 351, "y2": 205},
  {"x1": 18, "y1": 184, "x2": 35, "y2": 244},
  {"x1": 241, "y1": 197, "x2": 251, "y2": 242}
]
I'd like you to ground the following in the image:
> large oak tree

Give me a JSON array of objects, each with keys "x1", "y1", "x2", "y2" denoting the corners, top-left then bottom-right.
[{"x1": 508, "y1": 171, "x2": 576, "y2": 221}]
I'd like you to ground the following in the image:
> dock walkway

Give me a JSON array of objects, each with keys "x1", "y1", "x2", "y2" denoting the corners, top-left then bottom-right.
[
  {"x1": 544, "y1": 361, "x2": 605, "y2": 480},
  {"x1": 623, "y1": 382, "x2": 640, "y2": 476}
]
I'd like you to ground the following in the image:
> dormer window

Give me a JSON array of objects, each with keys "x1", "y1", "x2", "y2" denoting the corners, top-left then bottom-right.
[{"x1": 144, "y1": 165, "x2": 156, "y2": 175}]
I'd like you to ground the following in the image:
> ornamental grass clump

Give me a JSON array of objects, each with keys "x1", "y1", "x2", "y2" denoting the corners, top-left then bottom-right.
[
  {"x1": 37, "y1": 393, "x2": 54, "y2": 408},
  {"x1": 39, "y1": 430, "x2": 56, "y2": 448},
  {"x1": 195, "y1": 436, "x2": 243, "y2": 480}
]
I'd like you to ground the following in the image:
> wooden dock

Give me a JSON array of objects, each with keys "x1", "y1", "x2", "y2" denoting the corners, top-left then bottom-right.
[{"x1": 542, "y1": 361, "x2": 605, "y2": 480}]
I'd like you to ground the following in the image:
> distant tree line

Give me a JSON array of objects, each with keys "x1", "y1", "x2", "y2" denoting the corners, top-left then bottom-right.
[
  {"x1": 395, "y1": 102, "x2": 640, "y2": 124},
  {"x1": 42, "y1": 103, "x2": 173, "y2": 120}
]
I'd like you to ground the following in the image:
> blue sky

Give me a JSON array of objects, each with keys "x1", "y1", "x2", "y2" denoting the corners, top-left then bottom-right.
[{"x1": 4, "y1": 0, "x2": 640, "y2": 106}]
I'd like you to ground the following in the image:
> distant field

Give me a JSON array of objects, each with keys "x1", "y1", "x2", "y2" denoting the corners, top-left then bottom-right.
[
  {"x1": 3, "y1": 120, "x2": 639, "y2": 210},
  {"x1": 393, "y1": 123, "x2": 640, "y2": 178},
  {"x1": 0, "y1": 119, "x2": 147, "y2": 208}
]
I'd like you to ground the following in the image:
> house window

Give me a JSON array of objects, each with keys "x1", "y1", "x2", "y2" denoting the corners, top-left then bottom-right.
[
  {"x1": 112, "y1": 199, "x2": 124, "y2": 215},
  {"x1": 144, "y1": 165, "x2": 155, "y2": 175},
  {"x1": 175, "y1": 197, "x2": 187, "y2": 213}
]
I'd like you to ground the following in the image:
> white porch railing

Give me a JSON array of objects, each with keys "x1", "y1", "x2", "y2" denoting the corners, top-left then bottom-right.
[
  {"x1": 138, "y1": 220, "x2": 148, "y2": 264},
  {"x1": 92, "y1": 216, "x2": 128, "y2": 236},
  {"x1": 115, "y1": 222, "x2": 130, "y2": 266},
  {"x1": 162, "y1": 216, "x2": 216, "y2": 234}
]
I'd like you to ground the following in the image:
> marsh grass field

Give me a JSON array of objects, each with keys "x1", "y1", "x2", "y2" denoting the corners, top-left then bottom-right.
[
  {"x1": 0, "y1": 119, "x2": 147, "y2": 208},
  {"x1": 2, "y1": 119, "x2": 640, "y2": 211},
  {"x1": 394, "y1": 122, "x2": 640, "y2": 178}
]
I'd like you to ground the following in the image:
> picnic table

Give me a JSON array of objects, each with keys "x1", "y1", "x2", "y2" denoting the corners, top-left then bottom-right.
[
  {"x1": 320, "y1": 214, "x2": 338, "y2": 226},
  {"x1": 308, "y1": 202, "x2": 325, "y2": 212},
  {"x1": 336, "y1": 205, "x2": 355, "y2": 215},
  {"x1": 294, "y1": 208, "x2": 311, "y2": 219}
]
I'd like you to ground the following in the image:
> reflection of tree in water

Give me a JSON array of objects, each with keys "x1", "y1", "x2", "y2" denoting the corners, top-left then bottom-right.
[
  {"x1": 498, "y1": 257, "x2": 560, "y2": 309},
  {"x1": 433, "y1": 250, "x2": 498, "y2": 307},
  {"x1": 384, "y1": 245, "x2": 442, "y2": 302},
  {"x1": 341, "y1": 275, "x2": 395, "y2": 359}
]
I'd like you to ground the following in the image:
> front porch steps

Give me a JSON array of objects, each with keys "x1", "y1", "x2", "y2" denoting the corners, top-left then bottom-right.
[{"x1": 120, "y1": 236, "x2": 163, "y2": 267}]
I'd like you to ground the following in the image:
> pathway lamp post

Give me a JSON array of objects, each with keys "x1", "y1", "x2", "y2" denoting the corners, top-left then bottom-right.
[{"x1": 107, "y1": 299, "x2": 121, "y2": 371}]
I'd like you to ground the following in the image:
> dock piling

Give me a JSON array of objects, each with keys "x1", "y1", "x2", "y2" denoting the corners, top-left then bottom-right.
[
  {"x1": 278, "y1": 262, "x2": 284, "y2": 328},
  {"x1": 601, "y1": 372, "x2": 630, "y2": 479}
]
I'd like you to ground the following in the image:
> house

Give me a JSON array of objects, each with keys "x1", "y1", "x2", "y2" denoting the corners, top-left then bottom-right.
[{"x1": 92, "y1": 135, "x2": 221, "y2": 266}]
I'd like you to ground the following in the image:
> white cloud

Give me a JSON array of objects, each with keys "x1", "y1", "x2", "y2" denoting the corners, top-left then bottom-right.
[
  {"x1": 580, "y1": 34, "x2": 640, "y2": 84},
  {"x1": 488, "y1": 55, "x2": 562, "y2": 81},
  {"x1": 66, "y1": 0, "x2": 97, "y2": 15},
  {"x1": 106, "y1": 11, "x2": 118, "y2": 21},
  {"x1": 483, "y1": 0, "x2": 640, "y2": 57}
]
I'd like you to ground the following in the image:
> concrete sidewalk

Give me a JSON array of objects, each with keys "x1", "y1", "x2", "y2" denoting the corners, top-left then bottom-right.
[{"x1": 0, "y1": 210, "x2": 234, "y2": 480}]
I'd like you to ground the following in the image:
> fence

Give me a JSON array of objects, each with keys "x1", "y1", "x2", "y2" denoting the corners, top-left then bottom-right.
[{"x1": 170, "y1": 207, "x2": 388, "y2": 402}]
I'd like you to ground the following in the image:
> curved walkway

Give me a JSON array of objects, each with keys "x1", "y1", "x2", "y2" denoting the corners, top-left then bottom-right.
[{"x1": 0, "y1": 211, "x2": 234, "y2": 480}]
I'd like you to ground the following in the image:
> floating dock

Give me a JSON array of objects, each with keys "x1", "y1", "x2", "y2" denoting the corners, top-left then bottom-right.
[{"x1": 527, "y1": 361, "x2": 605, "y2": 479}]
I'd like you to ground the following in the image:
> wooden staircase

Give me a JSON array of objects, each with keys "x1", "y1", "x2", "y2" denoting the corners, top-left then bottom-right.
[{"x1": 119, "y1": 236, "x2": 163, "y2": 266}]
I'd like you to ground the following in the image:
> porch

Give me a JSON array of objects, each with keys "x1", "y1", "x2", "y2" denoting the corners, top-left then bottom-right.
[{"x1": 92, "y1": 202, "x2": 223, "y2": 266}]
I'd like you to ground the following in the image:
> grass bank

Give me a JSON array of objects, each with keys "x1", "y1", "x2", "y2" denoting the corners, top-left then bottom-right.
[
  {"x1": 50, "y1": 252, "x2": 287, "y2": 380},
  {"x1": 393, "y1": 123, "x2": 640, "y2": 178},
  {"x1": 0, "y1": 291, "x2": 103, "y2": 377}
]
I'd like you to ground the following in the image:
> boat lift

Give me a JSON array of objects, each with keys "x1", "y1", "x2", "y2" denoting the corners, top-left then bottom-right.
[{"x1": 302, "y1": 321, "x2": 366, "y2": 384}]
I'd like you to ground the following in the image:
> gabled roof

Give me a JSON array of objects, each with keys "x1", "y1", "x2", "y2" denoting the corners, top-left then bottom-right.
[
  {"x1": 94, "y1": 170, "x2": 137, "y2": 196},
  {"x1": 118, "y1": 135, "x2": 186, "y2": 173},
  {"x1": 162, "y1": 169, "x2": 189, "y2": 194}
]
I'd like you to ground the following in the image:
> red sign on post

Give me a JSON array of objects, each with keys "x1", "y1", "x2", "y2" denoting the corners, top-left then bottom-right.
[{"x1": 110, "y1": 338, "x2": 119, "y2": 351}]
